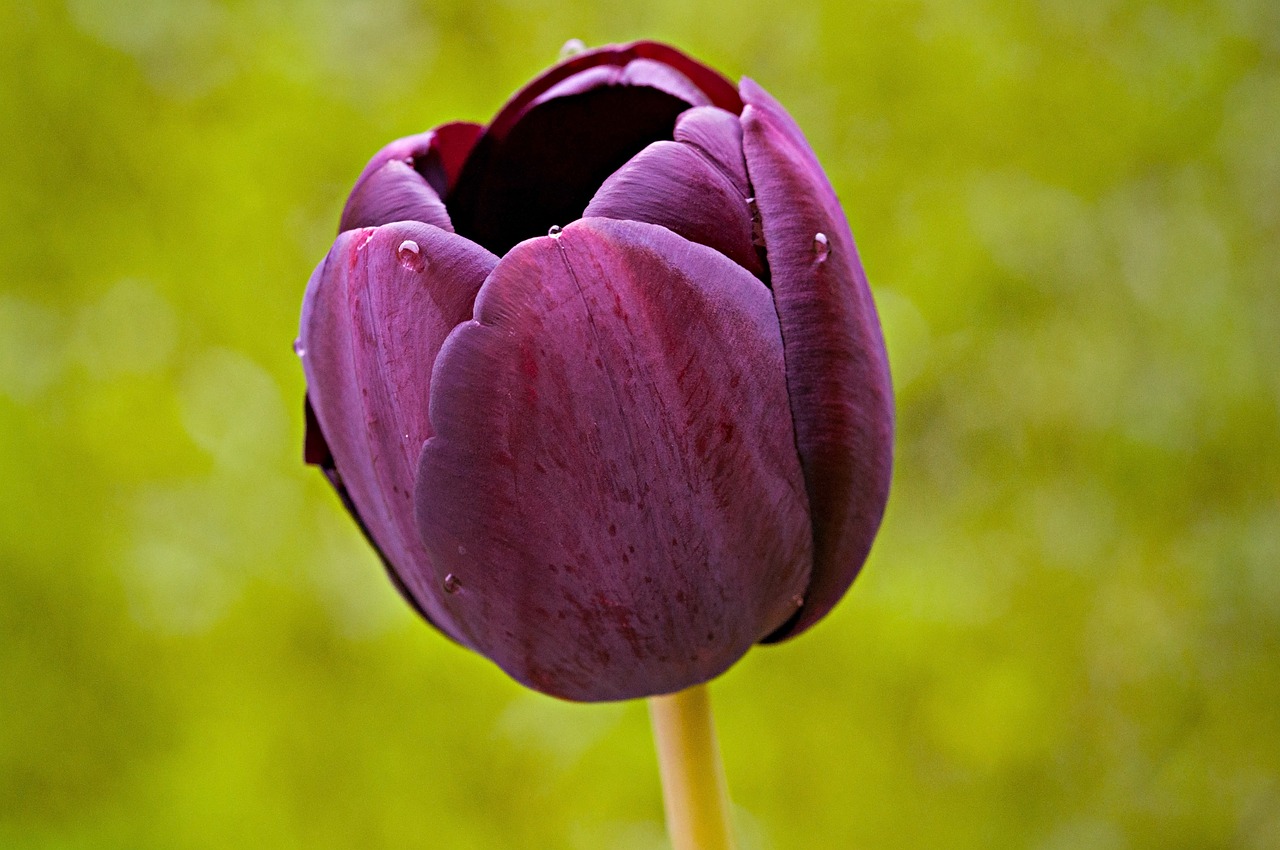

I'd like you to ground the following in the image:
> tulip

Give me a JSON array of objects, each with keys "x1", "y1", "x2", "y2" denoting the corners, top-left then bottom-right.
[{"x1": 298, "y1": 41, "x2": 893, "y2": 705}]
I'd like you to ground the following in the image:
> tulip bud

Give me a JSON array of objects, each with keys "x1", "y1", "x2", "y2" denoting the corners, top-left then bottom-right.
[{"x1": 298, "y1": 41, "x2": 893, "y2": 701}]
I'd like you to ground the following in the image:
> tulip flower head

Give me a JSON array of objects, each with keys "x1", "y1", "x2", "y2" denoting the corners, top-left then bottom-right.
[{"x1": 299, "y1": 41, "x2": 893, "y2": 701}]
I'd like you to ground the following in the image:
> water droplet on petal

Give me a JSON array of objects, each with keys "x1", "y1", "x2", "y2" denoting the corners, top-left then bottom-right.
[
  {"x1": 397, "y1": 239, "x2": 423, "y2": 271},
  {"x1": 792, "y1": 594, "x2": 805, "y2": 608},
  {"x1": 443, "y1": 573, "x2": 461, "y2": 594},
  {"x1": 292, "y1": 338, "x2": 305, "y2": 357},
  {"x1": 560, "y1": 39, "x2": 587, "y2": 60},
  {"x1": 812, "y1": 232, "x2": 829, "y2": 262},
  {"x1": 547, "y1": 225, "x2": 562, "y2": 238}
]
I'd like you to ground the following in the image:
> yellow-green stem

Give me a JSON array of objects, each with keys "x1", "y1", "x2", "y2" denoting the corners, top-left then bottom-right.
[{"x1": 648, "y1": 683, "x2": 736, "y2": 850}]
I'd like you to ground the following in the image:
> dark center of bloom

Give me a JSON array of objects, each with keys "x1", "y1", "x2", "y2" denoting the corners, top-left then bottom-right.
[{"x1": 446, "y1": 85, "x2": 697, "y2": 256}]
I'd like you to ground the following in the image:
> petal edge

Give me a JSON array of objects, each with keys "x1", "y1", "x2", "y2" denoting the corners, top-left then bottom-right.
[{"x1": 740, "y1": 78, "x2": 895, "y2": 641}]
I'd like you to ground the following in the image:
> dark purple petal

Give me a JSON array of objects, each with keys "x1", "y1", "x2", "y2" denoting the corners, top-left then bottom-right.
[
  {"x1": 339, "y1": 122, "x2": 482, "y2": 233},
  {"x1": 584, "y1": 108, "x2": 762, "y2": 277},
  {"x1": 450, "y1": 89, "x2": 695, "y2": 255},
  {"x1": 350, "y1": 121, "x2": 482, "y2": 195},
  {"x1": 486, "y1": 42, "x2": 741, "y2": 142},
  {"x1": 303, "y1": 395, "x2": 333, "y2": 467},
  {"x1": 673, "y1": 106, "x2": 752, "y2": 197},
  {"x1": 304, "y1": 396, "x2": 438, "y2": 623},
  {"x1": 300, "y1": 222, "x2": 498, "y2": 644},
  {"x1": 739, "y1": 78, "x2": 895, "y2": 641},
  {"x1": 414, "y1": 218, "x2": 812, "y2": 701},
  {"x1": 625, "y1": 42, "x2": 741, "y2": 115},
  {"x1": 528, "y1": 59, "x2": 709, "y2": 114},
  {"x1": 449, "y1": 44, "x2": 741, "y2": 256},
  {"x1": 341, "y1": 160, "x2": 453, "y2": 232}
]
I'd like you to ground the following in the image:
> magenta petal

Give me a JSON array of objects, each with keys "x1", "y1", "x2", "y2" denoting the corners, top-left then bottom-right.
[
  {"x1": 341, "y1": 160, "x2": 453, "y2": 232},
  {"x1": 584, "y1": 138, "x2": 762, "y2": 277},
  {"x1": 740, "y1": 78, "x2": 895, "y2": 641},
  {"x1": 674, "y1": 106, "x2": 752, "y2": 197},
  {"x1": 415, "y1": 218, "x2": 812, "y2": 701},
  {"x1": 339, "y1": 122, "x2": 482, "y2": 233},
  {"x1": 350, "y1": 122, "x2": 482, "y2": 194},
  {"x1": 300, "y1": 222, "x2": 498, "y2": 643}
]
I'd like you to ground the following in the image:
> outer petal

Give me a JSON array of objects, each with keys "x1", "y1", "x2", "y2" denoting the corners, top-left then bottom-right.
[
  {"x1": 303, "y1": 396, "x2": 434, "y2": 621},
  {"x1": 414, "y1": 218, "x2": 812, "y2": 701},
  {"x1": 449, "y1": 43, "x2": 740, "y2": 255},
  {"x1": 300, "y1": 221, "x2": 498, "y2": 643},
  {"x1": 339, "y1": 122, "x2": 482, "y2": 233},
  {"x1": 739, "y1": 79, "x2": 895, "y2": 640},
  {"x1": 584, "y1": 107, "x2": 762, "y2": 277}
]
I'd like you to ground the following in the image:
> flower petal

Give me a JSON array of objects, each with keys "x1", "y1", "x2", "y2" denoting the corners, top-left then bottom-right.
[
  {"x1": 740, "y1": 79, "x2": 895, "y2": 641},
  {"x1": 304, "y1": 396, "x2": 437, "y2": 623},
  {"x1": 415, "y1": 218, "x2": 812, "y2": 701},
  {"x1": 339, "y1": 122, "x2": 482, "y2": 233},
  {"x1": 486, "y1": 41, "x2": 740, "y2": 142},
  {"x1": 303, "y1": 394, "x2": 333, "y2": 467},
  {"x1": 673, "y1": 106, "x2": 752, "y2": 197},
  {"x1": 300, "y1": 222, "x2": 498, "y2": 643},
  {"x1": 527, "y1": 59, "x2": 710, "y2": 115},
  {"x1": 450, "y1": 87, "x2": 696, "y2": 254},
  {"x1": 341, "y1": 160, "x2": 453, "y2": 233},
  {"x1": 449, "y1": 43, "x2": 741, "y2": 256},
  {"x1": 583, "y1": 135, "x2": 762, "y2": 277}
]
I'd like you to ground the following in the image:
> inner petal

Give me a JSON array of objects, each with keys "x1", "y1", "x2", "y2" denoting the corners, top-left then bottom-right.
[{"x1": 448, "y1": 80, "x2": 704, "y2": 256}]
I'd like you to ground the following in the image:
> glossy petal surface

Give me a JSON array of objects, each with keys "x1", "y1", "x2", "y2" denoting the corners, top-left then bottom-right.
[
  {"x1": 342, "y1": 160, "x2": 453, "y2": 233},
  {"x1": 415, "y1": 218, "x2": 812, "y2": 700},
  {"x1": 339, "y1": 122, "x2": 482, "y2": 233},
  {"x1": 300, "y1": 222, "x2": 498, "y2": 643},
  {"x1": 584, "y1": 108, "x2": 762, "y2": 277},
  {"x1": 673, "y1": 106, "x2": 751, "y2": 196},
  {"x1": 740, "y1": 79, "x2": 895, "y2": 640}
]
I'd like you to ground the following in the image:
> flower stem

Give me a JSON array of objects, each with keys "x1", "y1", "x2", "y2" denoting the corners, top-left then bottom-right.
[{"x1": 648, "y1": 683, "x2": 736, "y2": 850}]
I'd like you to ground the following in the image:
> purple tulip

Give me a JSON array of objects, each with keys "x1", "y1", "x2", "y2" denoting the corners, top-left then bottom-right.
[{"x1": 299, "y1": 41, "x2": 893, "y2": 701}]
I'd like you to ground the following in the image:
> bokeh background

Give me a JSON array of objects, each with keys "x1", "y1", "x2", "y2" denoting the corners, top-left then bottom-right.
[{"x1": 2, "y1": 0, "x2": 1278, "y2": 847}]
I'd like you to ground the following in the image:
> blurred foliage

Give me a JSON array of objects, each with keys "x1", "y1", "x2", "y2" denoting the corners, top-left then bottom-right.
[{"x1": 1, "y1": 0, "x2": 1278, "y2": 847}]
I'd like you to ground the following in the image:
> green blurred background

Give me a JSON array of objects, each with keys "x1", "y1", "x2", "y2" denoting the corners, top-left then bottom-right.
[{"x1": 2, "y1": 0, "x2": 1278, "y2": 847}]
